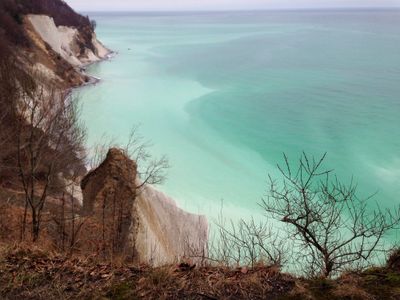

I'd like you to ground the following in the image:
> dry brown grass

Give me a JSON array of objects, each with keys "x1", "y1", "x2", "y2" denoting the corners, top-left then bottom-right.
[
  {"x1": 333, "y1": 281, "x2": 374, "y2": 300},
  {"x1": 0, "y1": 239, "x2": 400, "y2": 299},
  {"x1": 0, "y1": 244, "x2": 296, "y2": 300},
  {"x1": 0, "y1": 189, "x2": 399, "y2": 300}
]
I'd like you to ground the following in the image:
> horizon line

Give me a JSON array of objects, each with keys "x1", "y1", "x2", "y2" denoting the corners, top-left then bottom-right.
[{"x1": 79, "y1": 6, "x2": 400, "y2": 14}]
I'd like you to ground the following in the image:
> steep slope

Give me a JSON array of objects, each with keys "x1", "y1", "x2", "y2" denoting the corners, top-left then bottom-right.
[
  {"x1": 0, "y1": 0, "x2": 111, "y2": 88},
  {"x1": 81, "y1": 149, "x2": 208, "y2": 266},
  {"x1": 135, "y1": 185, "x2": 208, "y2": 266},
  {"x1": 27, "y1": 14, "x2": 110, "y2": 67}
]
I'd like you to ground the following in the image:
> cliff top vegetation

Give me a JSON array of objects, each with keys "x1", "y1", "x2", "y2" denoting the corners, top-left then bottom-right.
[{"x1": 0, "y1": 244, "x2": 399, "y2": 299}]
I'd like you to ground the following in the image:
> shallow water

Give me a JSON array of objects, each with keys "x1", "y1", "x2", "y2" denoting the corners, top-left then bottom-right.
[{"x1": 77, "y1": 10, "x2": 400, "y2": 222}]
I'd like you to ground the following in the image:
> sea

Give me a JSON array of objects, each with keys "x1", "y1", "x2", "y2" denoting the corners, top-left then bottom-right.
[{"x1": 76, "y1": 9, "x2": 400, "y2": 225}]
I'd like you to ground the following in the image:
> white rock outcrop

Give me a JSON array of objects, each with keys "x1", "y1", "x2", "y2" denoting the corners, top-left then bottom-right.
[
  {"x1": 27, "y1": 14, "x2": 110, "y2": 67},
  {"x1": 135, "y1": 184, "x2": 208, "y2": 266}
]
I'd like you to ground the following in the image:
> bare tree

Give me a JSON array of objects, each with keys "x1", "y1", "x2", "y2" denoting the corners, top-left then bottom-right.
[
  {"x1": 194, "y1": 202, "x2": 289, "y2": 269},
  {"x1": 0, "y1": 45, "x2": 30, "y2": 175},
  {"x1": 261, "y1": 153, "x2": 400, "y2": 277},
  {"x1": 124, "y1": 126, "x2": 169, "y2": 188},
  {"x1": 0, "y1": 108, "x2": 8, "y2": 171},
  {"x1": 15, "y1": 80, "x2": 86, "y2": 242},
  {"x1": 89, "y1": 125, "x2": 169, "y2": 189},
  {"x1": 52, "y1": 186, "x2": 90, "y2": 253},
  {"x1": 210, "y1": 217, "x2": 288, "y2": 269}
]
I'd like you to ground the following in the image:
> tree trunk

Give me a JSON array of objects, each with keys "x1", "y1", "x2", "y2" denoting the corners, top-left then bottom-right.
[
  {"x1": 32, "y1": 210, "x2": 39, "y2": 242},
  {"x1": 21, "y1": 201, "x2": 28, "y2": 241}
]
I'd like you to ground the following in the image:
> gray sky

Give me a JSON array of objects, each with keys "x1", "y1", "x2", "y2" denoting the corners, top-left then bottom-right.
[{"x1": 65, "y1": 0, "x2": 400, "y2": 12}]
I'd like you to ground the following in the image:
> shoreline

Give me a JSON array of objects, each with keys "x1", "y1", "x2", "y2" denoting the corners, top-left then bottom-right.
[
  {"x1": 66, "y1": 47, "x2": 116, "y2": 102},
  {"x1": 80, "y1": 50, "x2": 117, "y2": 86}
]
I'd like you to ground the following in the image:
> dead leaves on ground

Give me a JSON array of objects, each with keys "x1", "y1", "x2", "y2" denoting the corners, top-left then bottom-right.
[{"x1": 0, "y1": 247, "x2": 294, "y2": 299}]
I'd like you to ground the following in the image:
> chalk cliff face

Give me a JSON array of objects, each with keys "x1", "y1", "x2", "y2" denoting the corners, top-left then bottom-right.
[
  {"x1": 135, "y1": 185, "x2": 208, "y2": 266},
  {"x1": 81, "y1": 149, "x2": 208, "y2": 266},
  {"x1": 27, "y1": 14, "x2": 110, "y2": 68},
  {"x1": 23, "y1": 14, "x2": 111, "y2": 88}
]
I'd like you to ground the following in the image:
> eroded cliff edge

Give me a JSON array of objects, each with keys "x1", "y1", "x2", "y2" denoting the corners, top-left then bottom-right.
[
  {"x1": 27, "y1": 14, "x2": 110, "y2": 69},
  {"x1": 24, "y1": 14, "x2": 111, "y2": 87},
  {"x1": 0, "y1": 0, "x2": 111, "y2": 88},
  {"x1": 81, "y1": 149, "x2": 208, "y2": 266}
]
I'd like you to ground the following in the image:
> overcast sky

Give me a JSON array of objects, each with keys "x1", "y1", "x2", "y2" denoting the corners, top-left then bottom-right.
[{"x1": 65, "y1": 0, "x2": 400, "y2": 12}]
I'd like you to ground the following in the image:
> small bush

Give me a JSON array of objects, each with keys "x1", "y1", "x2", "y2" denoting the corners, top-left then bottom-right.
[{"x1": 387, "y1": 248, "x2": 400, "y2": 270}]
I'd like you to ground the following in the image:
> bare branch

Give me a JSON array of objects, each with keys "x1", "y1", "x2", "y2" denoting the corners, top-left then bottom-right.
[{"x1": 261, "y1": 153, "x2": 400, "y2": 277}]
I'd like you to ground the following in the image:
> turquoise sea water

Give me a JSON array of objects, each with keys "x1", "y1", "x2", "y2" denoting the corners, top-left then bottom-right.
[{"x1": 77, "y1": 10, "x2": 400, "y2": 221}]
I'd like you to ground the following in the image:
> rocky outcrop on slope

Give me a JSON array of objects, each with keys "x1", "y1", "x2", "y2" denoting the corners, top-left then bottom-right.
[
  {"x1": 27, "y1": 14, "x2": 110, "y2": 68},
  {"x1": 81, "y1": 149, "x2": 138, "y2": 257},
  {"x1": 81, "y1": 149, "x2": 138, "y2": 215},
  {"x1": 81, "y1": 149, "x2": 208, "y2": 265}
]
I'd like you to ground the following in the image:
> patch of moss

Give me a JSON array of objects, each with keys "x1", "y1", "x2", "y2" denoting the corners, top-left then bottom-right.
[
  {"x1": 392, "y1": 287, "x2": 400, "y2": 297},
  {"x1": 13, "y1": 272, "x2": 49, "y2": 289},
  {"x1": 386, "y1": 272, "x2": 400, "y2": 285},
  {"x1": 310, "y1": 278, "x2": 335, "y2": 290},
  {"x1": 148, "y1": 268, "x2": 171, "y2": 287},
  {"x1": 106, "y1": 282, "x2": 136, "y2": 300},
  {"x1": 358, "y1": 269, "x2": 400, "y2": 299},
  {"x1": 303, "y1": 278, "x2": 338, "y2": 300},
  {"x1": 363, "y1": 274, "x2": 379, "y2": 282},
  {"x1": 362, "y1": 267, "x2": 384, "y2": 275}
]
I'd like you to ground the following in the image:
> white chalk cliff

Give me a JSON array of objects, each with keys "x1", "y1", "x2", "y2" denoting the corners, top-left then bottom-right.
[
  {"x1": 27, "y1": 14, "x2": 110, "y2": 67},
  {"x1": 135, "y1": 184, "x2": 208, "y2": 266}
]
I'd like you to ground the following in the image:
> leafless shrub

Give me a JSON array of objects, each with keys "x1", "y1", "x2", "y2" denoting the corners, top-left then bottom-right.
[
  {"x1": 52, "y1": 188, "x2": 90, "y2": 254},
  {"x1": 123, "y1": 126, "x2": 169, "y2": 188},
  {"x1": 190, "y1": 203, "x2": 289, "y2": 269},
  {"x1": 387, "y1": 247, "x2": 400, "y2": 270},
  {"x1": 207, "y1": 216, "x2": 288, "y2": 269},
  {"x1": 89, "y1": 125, "x2": 169, "y2": 189},
  {"x1": 261, "y1": 153, "x2": 400, "y2": 277},
  {"x1": 87, "y1": 134, "x2": 116, "y2": 170}
]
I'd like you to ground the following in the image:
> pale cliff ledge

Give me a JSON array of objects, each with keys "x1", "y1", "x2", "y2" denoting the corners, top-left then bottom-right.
[
  {"x1": 22, "y1": 14, "x2": 112, "y2": 88},
  {"x1": 27, "y1": 14, "x2": 110, "y2": 67},
  {"x1": 135, "y1": 184, "x2": 208, "y2": 266},
  {"x1": 80, "y1": 148, "x2": 208, "y2": 266}
]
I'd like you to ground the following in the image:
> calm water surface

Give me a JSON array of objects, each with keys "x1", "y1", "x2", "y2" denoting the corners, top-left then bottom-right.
[{"x1": 77, "y1": 10, "x2": 400, "y2": 223}]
